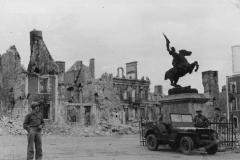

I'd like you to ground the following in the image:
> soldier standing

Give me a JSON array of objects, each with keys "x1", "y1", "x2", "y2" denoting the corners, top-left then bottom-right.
[
  {"x1": 23, "y1": 102, "x2": 45, "y2": 160},
  {"x1": 213, "y1": 107, "x2": 227, "y2": 124},
  {"x1": 193, "y1": 109, "x2": 209, "y2": 128},
  {"x1": 212, "y1": 107, "x2": 227, "y2": 131}
]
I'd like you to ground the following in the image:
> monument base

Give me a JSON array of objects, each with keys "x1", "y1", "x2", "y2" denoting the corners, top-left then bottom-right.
[
  {"x1": 168, "y1": 86, "x2": 198, "y2": 95},
  {"x1": 159, "y1": 93, "x2": 210, "y2": 123}
]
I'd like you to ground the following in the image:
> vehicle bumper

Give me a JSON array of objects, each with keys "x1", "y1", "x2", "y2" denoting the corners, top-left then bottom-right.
[
  {"x1": 196, "y1": 139, "x2": 219, "y2": 149},
  {"x1": 203, "y1": 140, "x2": 218, "y2": 150}
]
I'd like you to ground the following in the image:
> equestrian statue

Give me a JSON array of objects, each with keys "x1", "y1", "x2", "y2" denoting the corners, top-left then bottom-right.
[{"x1": 163, "y1": 33, "x2": 199, "y2": 88}]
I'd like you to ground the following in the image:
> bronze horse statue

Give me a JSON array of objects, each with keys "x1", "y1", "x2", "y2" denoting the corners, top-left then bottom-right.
[
  {"x1": 163, "y1": 34, "x2": 199, "y2": 88},
  {"x1": 164, "y1": 49, "x2": 199, "y2": 88}
]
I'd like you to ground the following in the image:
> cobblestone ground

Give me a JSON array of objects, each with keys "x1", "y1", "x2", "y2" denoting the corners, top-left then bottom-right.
[{"x1": 0, "y1": 134, "x2": 240, "y2": 160}]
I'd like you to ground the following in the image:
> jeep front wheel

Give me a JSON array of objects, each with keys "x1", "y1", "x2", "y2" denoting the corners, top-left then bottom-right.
[
  {"x1": 146, "y1": 134, "x2": 159, "y2": 151},
  {"x1": 206, "y1": 144, "x2": 218, "y2": 155},
  {"x1": 180, "y1": 136, "x2": 194, "y2": 155}
]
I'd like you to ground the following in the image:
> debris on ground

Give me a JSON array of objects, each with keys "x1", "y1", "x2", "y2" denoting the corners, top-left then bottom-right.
[
  {"x1": 0, "y1": 115, "x2": 26, "y2": 135},
  {"x1": 42, "y1": 122, "x2": 139, "y2": 137},
  {"x1": 0, "y1": 115, "x2": 140, "y2": 136}
]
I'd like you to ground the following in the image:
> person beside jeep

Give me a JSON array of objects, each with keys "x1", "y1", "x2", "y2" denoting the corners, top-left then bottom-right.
[
  {"x1": 193, "y1": 109, "x2": 209, "y2": 128},
  {"x1": 212, "y1": 107, "x2": 227, "y2": 128}
]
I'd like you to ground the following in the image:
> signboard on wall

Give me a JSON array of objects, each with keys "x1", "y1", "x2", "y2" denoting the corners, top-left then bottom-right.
[{"x1": 232, "y1": 45, "x2": 240, "y2": 74}]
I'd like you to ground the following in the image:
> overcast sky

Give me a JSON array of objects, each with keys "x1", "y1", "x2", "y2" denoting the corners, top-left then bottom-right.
[{"x1": 0, "y1": 0, "x2": 240, "y2": 94}]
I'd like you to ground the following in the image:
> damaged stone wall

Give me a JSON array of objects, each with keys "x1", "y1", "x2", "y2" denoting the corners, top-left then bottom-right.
[
  {"x1": 25, "y1": 29, "x2": 59, "y2": 123},
  {"x1": 0, "y1": 45, "x2": 27, "y2": 119},
  {"x1": 202, "y1": 71, "x2": 220, "y2": 118},
  {"x1": 89, "y1": 58, "x2": 95, "y2": 79},
  {"x1": 202, "y1": 71, "x2": 219, "y2": 100},
  {"x1": 57, "y1": 72, "x2": 123, "y2": 127},
  {"x1": 94, "y1": 73, "x2": 123, "y2": 126},
  {"x1": 27, "y1": 29, "x2": 58, "y2": 75},
  {"x1": 27, "y1": 75, "x2": 57, "y2": 122},
  {"x1": 64, "y1": 61, "x2": 93, "y2": 85},
  {"x1": 55, "y1": 61, "x2": 65, "y2": 83}
]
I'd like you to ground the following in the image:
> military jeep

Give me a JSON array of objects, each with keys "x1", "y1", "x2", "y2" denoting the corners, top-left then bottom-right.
[{"x1": 143, "y1": 113, "x2": 218, "y2": 155}]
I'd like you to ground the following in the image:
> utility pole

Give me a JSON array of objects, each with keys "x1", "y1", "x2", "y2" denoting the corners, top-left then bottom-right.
[{"x1": 226, "y1": 76, "x2": 230, "y2": 121}]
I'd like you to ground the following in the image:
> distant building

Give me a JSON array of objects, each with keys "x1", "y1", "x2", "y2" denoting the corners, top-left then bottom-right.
[
  {"x1": 227, "y1": 74, "x2": 240, "y2": 128},
  {"x1": 112, "y1": 62, "x2": 162, "y2": 122}
]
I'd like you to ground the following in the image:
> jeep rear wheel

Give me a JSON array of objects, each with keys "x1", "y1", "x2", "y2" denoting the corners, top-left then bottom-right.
[
  {"x1": 180, "y1": 136, "x2": 194, "y2": 155},
  {"x1": 206, "y1": 144, "x2": 218, "y2": 155},
  {"x1": 169, "y1": 143, "x2": 180, "y2": 150},
  {"x1": 146, "y1": 134, "x2": 159, "y2": 151}
]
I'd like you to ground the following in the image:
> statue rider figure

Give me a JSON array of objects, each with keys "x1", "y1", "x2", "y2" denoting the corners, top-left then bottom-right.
[
  {"x1": 163, "y1": 33, "x2": 199, "y2": 88},
  {"x1": 165, "y1": 38, "x2": 192, "y2": 73}
]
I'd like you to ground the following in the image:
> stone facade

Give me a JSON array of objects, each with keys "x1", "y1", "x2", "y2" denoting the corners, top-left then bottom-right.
[
  {"x1": 55, "y1": 61, "x2": 65, "y2": 83},
  {"x1": 26, "y1": 30, "x2": 58, "y2": 124},
  {"x1": 202, "y1": 70, "x2": 220, "y2": 118},
  {"x1": 27, "y1": 29, "x2": 58, "y2": 75},
  {"x1": 89, "y1": 58, "x2": 95, "y2": 79},
  {"x1": 202, "y1": 70, "x2": 219, "y2": 101},
  {"x1": 0, "y1": 45, "x2": 27, "y2": 120},
  {"x1": 227, "y1": 74, "x2": 240, "y2": 128},
  {"x1": 160, "y1": 93, "x2": 210, "y2": 123},
  {"x1": 57, "y1": 69, "x2": 123, "y2": 126},
  {"x1": 112, "y1": 62, "x2": 162, "y2": 123}
]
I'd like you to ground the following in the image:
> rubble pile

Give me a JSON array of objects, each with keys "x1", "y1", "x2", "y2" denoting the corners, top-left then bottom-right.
[
  {"x1": 42, "y1": 122, "x2": 139, "y2": 136},
  {"x1": 0, "y1": 116, "x2": 140, "y2": 137},
  {"x1": 0, "y1": 115, "x2": 26, "y2": 135}
]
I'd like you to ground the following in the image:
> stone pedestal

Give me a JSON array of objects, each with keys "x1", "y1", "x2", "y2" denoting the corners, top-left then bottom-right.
[
  {"x1": 159, "y1": 93, "x2": 210, "y2": 123},
  {"x1": 168, "y1": 87, "x2": 198, "y2": 95}
]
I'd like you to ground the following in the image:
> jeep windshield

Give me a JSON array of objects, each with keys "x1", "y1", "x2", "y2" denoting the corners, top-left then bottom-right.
[{"x1": 171, "y1": 114, "x2": 193, "y2": 122}]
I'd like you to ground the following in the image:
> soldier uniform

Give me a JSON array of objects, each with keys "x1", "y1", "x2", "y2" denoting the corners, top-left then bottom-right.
[
  {"x1": 23, "y1": 103, "x2": 45, "y2": 160},
  {"x1": 193, "y1": 109, "x2": 209, "y2": 128},
  {"x1": 212, "y1": 107, "x2": 227, "y2": 131}
]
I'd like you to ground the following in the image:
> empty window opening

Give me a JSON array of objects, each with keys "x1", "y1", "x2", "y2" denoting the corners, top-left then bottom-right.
[
  {"x1": 124, "y1": 108, "x2": 129, "y2": 121},
  {"x1": 67, "y1": 107, "x2": 77, "y2": 122},
  {"x1": 38, "y1": 77, "x2": 49, "y2": 94},
  {"x1": 84, "y1": 106, "x2": 91, "y2": 126},
  {"x1": 135, "y1": 108, "x2": 138, "y2": 120},
  {"x1": 233, "y1": 116, "x2": 238, "y2": 128},
  {"x1": 41, "y1": 103, "x2": 50, "y2": 120},
  {"x1": 140, "y1": 108, "x2": 145, "y2": 119}
]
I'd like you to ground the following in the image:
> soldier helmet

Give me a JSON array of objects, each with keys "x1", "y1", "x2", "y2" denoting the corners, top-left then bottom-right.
[
  {"x1": 214, "y1": 107, "x2": 221, "y2": 112},
  {"x1": 196, "y1": 108, "x2": 202, "y2": 113},
  {"x1": 31, "y1": 102, "x2": 39, "y2": 109}
]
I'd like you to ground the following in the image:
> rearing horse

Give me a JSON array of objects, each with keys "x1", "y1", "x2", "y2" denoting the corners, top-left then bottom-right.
[
  {"x1": 163, "y1": 34, "x2": 199, "y2": 88},
  {"x1": 165, "y1": 61, "x2": 199, "y2": 87}
]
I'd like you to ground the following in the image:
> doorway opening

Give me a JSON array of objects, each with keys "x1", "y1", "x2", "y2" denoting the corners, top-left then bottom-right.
[{"x1": 84, "y1": 106, "x2": 91, "y2": 126}]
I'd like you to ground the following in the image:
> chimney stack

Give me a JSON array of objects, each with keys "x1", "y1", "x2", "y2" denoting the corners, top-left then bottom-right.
[
  {"x1": 126, "y1": 61, "x2": 138, "y2": 79},
  {"x1": 202, "y1": 70, "x2": 219, "y2": 100},
  {"x1": 55, "y1": 61, "x2": 65, "y2": 74},
  {"x1": 89, "y1": 58, "x2": 95, "y2": 79},
  {"x1": 154, "y1": 85, "x2": 163, "y2": 95}
]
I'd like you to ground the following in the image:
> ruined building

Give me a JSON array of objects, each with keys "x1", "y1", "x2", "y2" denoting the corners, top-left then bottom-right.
[
  {"x1": 112, "y1": 62, "x2": 163, "y2": 123},
  {"x1": 202, "y1": 70, "x2": 219, "y2": 101},
  {"x1": 26, "y1": 29, "x2": 59, "y2": 122},
  {"x1": 0, "y1": 45, "x2": 27, "y2": 120},
  {"x1": 0, "y1": 29, "x2": 163, "y2": 127},
  {"x1": 226, "y1": 74, "x2": 240, "y2": 128},
  {"x1": 202, "y1": 70, "x2": 220, "y2": 118}
]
